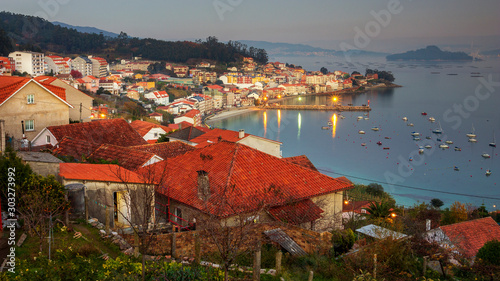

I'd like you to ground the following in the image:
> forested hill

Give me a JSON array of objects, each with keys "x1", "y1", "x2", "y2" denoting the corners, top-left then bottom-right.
[
  {"x1": 0, "y1": 11, "x2": 268, "y2": 63},
  {"x1": 386, "y1": 45, "x2": 473, "y2": 61}
]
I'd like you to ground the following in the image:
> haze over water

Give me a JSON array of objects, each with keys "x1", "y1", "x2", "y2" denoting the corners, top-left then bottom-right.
[{"x1": 211, "y1": 56, "x2": 500, "y2": 209}]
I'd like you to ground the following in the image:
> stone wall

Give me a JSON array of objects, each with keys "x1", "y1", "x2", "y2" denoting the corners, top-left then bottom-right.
[{"x1": 124, "y1": 222, "x2": 333, "y2": 258}]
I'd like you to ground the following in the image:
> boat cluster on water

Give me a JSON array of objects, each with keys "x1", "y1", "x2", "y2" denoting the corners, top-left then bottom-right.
[
  {"x1": 323, "y1": 111, "x2": 495, "y2": 177},
  {"x1": 401, "y1": 113, "x2": 495, "y2": 176}
]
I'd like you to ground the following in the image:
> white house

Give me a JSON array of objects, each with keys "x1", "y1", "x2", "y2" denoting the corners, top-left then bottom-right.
[{"x1": 144, "y1": 91, "x2": 169, "y2": 106}]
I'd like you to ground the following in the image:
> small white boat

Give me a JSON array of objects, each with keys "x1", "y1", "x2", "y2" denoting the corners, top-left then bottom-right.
[
  {"x1": 321, "y1": 126, "x2": 330, "y2": 130},
  {"x1": 361, "y1": 143, "x2": 367, "y2": 146},
  {"x1": 482, "y1": 153, "x2": 491, "y2": 158},
  {"x1": 371, "y1": 127, "x2": 380, "y2": 131},
  {"x1": 428, "y1": 117, "x2": 436, "y2": 122},
  {"x1": 328, "y1": 122, "x2": 332, "y2": 126},
  {"x1": 407, "y1": 123, "x2": 414, "y2": 127},
  {"x1": 468, "y1": 138, "x2": 477, "y2": 143},
  {"x1": 425, "y1": 136, "x2": 432, "y2": 140},
  {"x1": 439, "y1": 144, "x2": 449, "y2": 149},
  {"x1": 489, "y1": 131, "x2": 496, "y2": 147},
  {"x1": 425, "y1": 145, "x2": 432, "y2": 149},
  {"x1": 432, "y1": 122, "x2": 443, "y2": 134},
  {"x1": 357, "y1": 116, "x2": 363, "y2": 120},
  {"x1": 445, "y1": 140, "x2": 453, "y2": 144},
  {"x1": 339, "y1": 115, "x2": 346, "y2": 119},
  {"x1": 486, "y1": 170, "x2": 492, "y2": 176},
  {"x1": 466, "y1": 123, "x2": 476, "y2": 138},
  {"x1": 419, "y1": 146, "x2": 424, "y2": 154},
  {"x1": 364, "y1": 117, "x2": 369, "y2": 120},
  {"x1": 454, "y1": 146, "x2": 462, "y2": 151},
  {"x1": 411, "y1": 132, "x2": 420, "y2": 136},
  {"x1": 402, "y1": 117, "x2": 408, "y2": 121},
  {"x1": 359, "y1": 130, "x2": 365, "y2": 134},
  {"x1": 413, "y1": 137, "x2": 421, "y2": 141}
]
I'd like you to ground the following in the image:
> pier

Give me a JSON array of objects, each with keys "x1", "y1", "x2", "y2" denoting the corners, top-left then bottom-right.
[{"x1": 263, "y1": 104, "x2": 371, "y2": 112}]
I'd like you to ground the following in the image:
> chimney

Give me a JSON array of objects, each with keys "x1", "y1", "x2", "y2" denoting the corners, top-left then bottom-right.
[
  {"x1": 239, "y1": 129, "x2": 245, "y2": 139},
  {"x1": 197, "y1": 170, "x2": 210, "y2": 200},
  {"x1": 426, "y1": 219, "x2": 431, "y2": 231},
  {"x1": 0, "y1": 120, "x2": 5, "y2": 154}
]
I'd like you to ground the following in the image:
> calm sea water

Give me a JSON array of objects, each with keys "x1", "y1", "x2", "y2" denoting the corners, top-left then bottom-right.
[{"x1": 211, "y1": 56, "x2": 500, "y2": 209}]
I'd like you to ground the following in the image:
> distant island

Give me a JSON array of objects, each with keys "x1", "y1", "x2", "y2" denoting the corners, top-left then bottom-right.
[{"x1": 386, "y1": 45, "x2": 474, "y2": 61}]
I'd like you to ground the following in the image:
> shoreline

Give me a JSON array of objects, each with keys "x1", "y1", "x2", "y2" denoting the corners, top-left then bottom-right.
[{"x1": 205, "y1": 107, "x2": 260, "y2": 124}]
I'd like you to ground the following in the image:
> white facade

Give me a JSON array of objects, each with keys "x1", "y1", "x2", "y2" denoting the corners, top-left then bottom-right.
[
  {"x1": 9, "y1": 51, "x2": 45, "y2": 76},
  {"x1": 71, "y1": 57, "x2": 92, "y2": 76}
]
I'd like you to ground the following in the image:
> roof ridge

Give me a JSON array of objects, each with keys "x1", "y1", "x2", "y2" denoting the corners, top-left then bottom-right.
[{"x1": 224, "y1": 143, "x2": 240, "y2": 189}]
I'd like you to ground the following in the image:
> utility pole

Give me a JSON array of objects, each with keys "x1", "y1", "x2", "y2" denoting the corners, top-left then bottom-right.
[{"x1": 80, "y1": 103, "x2": 83, "y2": 122}]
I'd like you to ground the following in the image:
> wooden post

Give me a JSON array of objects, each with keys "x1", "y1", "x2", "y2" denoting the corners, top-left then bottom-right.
[
  {"x1": 64, "y1": 193, "x2": 69, "y2": 226},
  {"x1": 276, "y1": 251, "x2": 282, "y2": 275},
  {"x1": 105, "y1": 207, "x2": 110, "y2": 234},
  {"x1": 423, "y1": 256, "x2": 428, "y2": 276},
  {"x1": 373, "y1": 254, "x2": 377, "y2": 279},
  {"x1": 84, "y1": 195, "x2": 89, "y2": 221},
  {"x1": 308, "y1": 271, "x2": 314, "y2": 281},
  {"x1": 194, "y1": 232, "x2": 201, "y2": 264},
  {"x1": 253, "y1": 239, "x2": 261, "y2": 281},
  {"x1": 171, "y1": 232, "x2": 177, "y2": 259}
]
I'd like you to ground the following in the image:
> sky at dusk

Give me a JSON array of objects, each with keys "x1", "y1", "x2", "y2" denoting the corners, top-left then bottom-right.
[{"x1": 2, "y1": 0, "x2": 499, "y2": 52}]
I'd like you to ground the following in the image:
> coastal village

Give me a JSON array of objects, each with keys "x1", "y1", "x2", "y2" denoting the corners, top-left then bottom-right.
[{"x1": 1, "y1": 49, "x2": 500, "y2": 280}]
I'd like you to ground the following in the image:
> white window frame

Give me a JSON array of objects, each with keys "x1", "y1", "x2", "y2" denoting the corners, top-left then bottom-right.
[
  {"x1": 27, "y1": 94, "x2": 34, "y2": 104},
  {"x1": 25, "y1": 120, "x2": 34, "y2": 131}
]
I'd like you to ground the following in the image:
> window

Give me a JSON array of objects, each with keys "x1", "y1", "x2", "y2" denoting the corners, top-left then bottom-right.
[
  {"x1": 46, "y1": 135, "x2": 51, "y2": 143},
  {"x1": 174, "y1": 208, "x2": 182, "y2": 224},
  {"x1": 27, "y1": 94, "x2": 34, "y2": 104},
  {"x1": 25, "y1": 120, "x2": 34, "y2": 131},
  {"x1": 154, "y1": 132, "x2": 158, "y2": 138}
]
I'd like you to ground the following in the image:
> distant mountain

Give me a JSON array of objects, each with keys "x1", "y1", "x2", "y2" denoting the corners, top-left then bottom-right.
[
  {"x1": 387, "y1": 45, "x2": 473, "y2": 61},
  {"x1": 52, "y1": 21, "x2": 120, "y2": 38},
  {"x1": 239, "y1": 40, "x2": 387, "y2": 57}
]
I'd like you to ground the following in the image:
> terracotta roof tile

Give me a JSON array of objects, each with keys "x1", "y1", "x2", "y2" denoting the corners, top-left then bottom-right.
[
  {"x1": 342, "y1": 200, "x2": 373, "y2": 214},
  {"x1": 440, "y1": 217, "x2": 500, "y2": 258},
  {"x1": 0, "y1": 76, "x2": 67, "y2": 106},
  {"x1": 143, "y1": 141, "x2": 353, "y2": 217},
  {"x1": 268, "y1": 199, "x2": 324, "y2": 225},
  {"x1": 190, "y1": 128, "x2": 247, "y2": 147},
  {"x1": 284, "y1": 155, "x2": 318, "y2": 171},
  {"x1": 130, "y1": 141, "x2": 195, "y2": 160},
  {"x1": 45, "y1": 119, "x2": 147, "y2": 147},
  {"x1": 182, "y1": 109, "x2": 200, "y2": 118},
  {"x1": 88, "y1": 144, "x2": 160, "y2": 171},
  {"x1": 129, "y1": 120, "x2": 173, "y2": 137},
  {"x1": 60, "y1": 163, "x2": 144, "y2": 183},
  {"x1": 51, "y1": 137, "x2": 101, "y2": 161}
]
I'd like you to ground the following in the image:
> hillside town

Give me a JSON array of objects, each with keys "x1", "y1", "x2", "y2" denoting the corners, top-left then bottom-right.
[{"x1": 1, "y1": 49, "x2": 499, "y2": 281}]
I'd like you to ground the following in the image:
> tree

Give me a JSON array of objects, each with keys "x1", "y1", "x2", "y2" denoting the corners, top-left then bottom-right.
[
  {"x1": 320, "y1": 67, "x2": 328, "y2": 75},
  {"x1": 0, "y1": 28, "x2": 14, "y2": 56},
  {"x1": 0, "y1": 148, "x2": 33, "y2": 208},
  {"x1": 17, "y1": 174, "x2": 70, "y2": 252},
  {"x1": 331, "y1": 228, "x2": 355, "y2": 256},
  {"x1": 430, "y1": 198, "x2": 444, "y2": 208},
  {"x1": 215, "y1": 79, "x2": 224, "y2": 85},
  {"x1": 365, "y1": 183, "x2": 384, "y2": 197},
  {"x1": 441, "y1": 201, "x2": 468, "y2": 225},
  {"x1": 70, "y1": 69, "x2": 83, "y2": 79},
  {"x1": 363, "y1": 200, "x2": 394, "y2": 225},
  {"x1": 473, "y1": 239, "x2": 500, "y2": 280}
]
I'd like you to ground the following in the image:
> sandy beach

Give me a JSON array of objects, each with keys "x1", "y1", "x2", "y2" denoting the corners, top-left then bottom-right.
[{"x1": 205, "y1": 107, "x2": 260, "y2": 123}]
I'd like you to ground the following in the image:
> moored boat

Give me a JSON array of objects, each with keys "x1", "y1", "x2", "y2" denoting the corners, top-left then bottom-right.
[
  {"x1": 454, "y1": 146, "x2": 461, "y2": 151},
  {"x1": 468, "y1": 138, "x2": 477, "y2": 143},
  {"x1": 377, "y1": 141, "x2": 382, "y2": 145},
  {"x1": 411, "y1": 132, "x2": 420, "y2": 136},
  {"x1": 425, "y1": 145, "x2": 432, "y2": 149},
  {"x1": 432, "y1": 122, "x2": 443, "y2": 134},
  {"x1": 445, "y1": 140, "x2": 453, "y2": 144},
  {"x1": 358, "y1": 130, "x2": 365, "y2": 134},
  {"x1": 466, "y1": 123, "x2": 476, "y2": 138},
  {"x1": 428, "y1": 117, "x2": 435, "y2": 122},
  {"x1": 482, "y1": 153, "x2": 491, "y2": 158},
  {"x1": 321, "y1": 126, "x2": 329, "y2": 130},
  {"x1": 486, "y1": 170, "x2": 492, "y2": 176},
  {"x1": 439, "y1": 144, "x2": 449, "y2": 149},
  {"x1": 421, "y1": 112, "x2": 428, "y2": 115},
  {"x1": 402, "y1": 117, "x2": 408, "y2": 121},
  {"x1": 371, "y1": 127, "x2": 380, "y2": 131}
]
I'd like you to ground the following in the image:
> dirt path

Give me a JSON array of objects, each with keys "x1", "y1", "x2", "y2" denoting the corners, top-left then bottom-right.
[{"x1": 72, "y1": 224, "x2": 121, "y2": 259}]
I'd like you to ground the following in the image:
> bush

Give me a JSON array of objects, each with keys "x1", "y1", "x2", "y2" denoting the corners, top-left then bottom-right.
[
  {"x1": 476, "y1": 239, "x2": 500, "y2": 266},
  {"x1": 331, "y1": 229, "x2": 356, "y2": 256}
]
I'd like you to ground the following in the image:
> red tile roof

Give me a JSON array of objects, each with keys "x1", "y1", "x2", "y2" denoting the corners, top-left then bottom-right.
[
  {"x1": 190, "y1": 128, "x2": 280, "y2": 148},
  {"x1": 182, "y1": 109, "x2": 200, "y2": 118},
  {"x1": 130, "y1": 141, "x2": 196, "y2": 160},
  {"x1": 284, "y1": 155, "x2": 318, "y2": 171},
  {"x1": 51, "y1": 136, "x2": 101, "y2": 161},
  {"x1": 0, "y1": 76, "x2": 68, "y2": 106},
  {"x1": 60, "y1": 163, "x2": 144, "y2": 183},
  {"x1": 268, "y1": 199, "x2": 324, "y2": 225},
  {"x1": 88, "y1": 144, "x2": 159, "y2": 171},
  {"x1": 440, "y1": 217, "x2": 500, "y2": 258},
  {"x1": 43, "y1": 119, "x2": 147, "y2": 147},
  {"x1": 342, "y1": 200, "x2": 373, "y2": 214},
  {"x1": 129, "y1": 120, "x2": 173, "y2": 137},
  {"x1": 143, "y1": 141, "x2": 353, "y2": 217}
]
